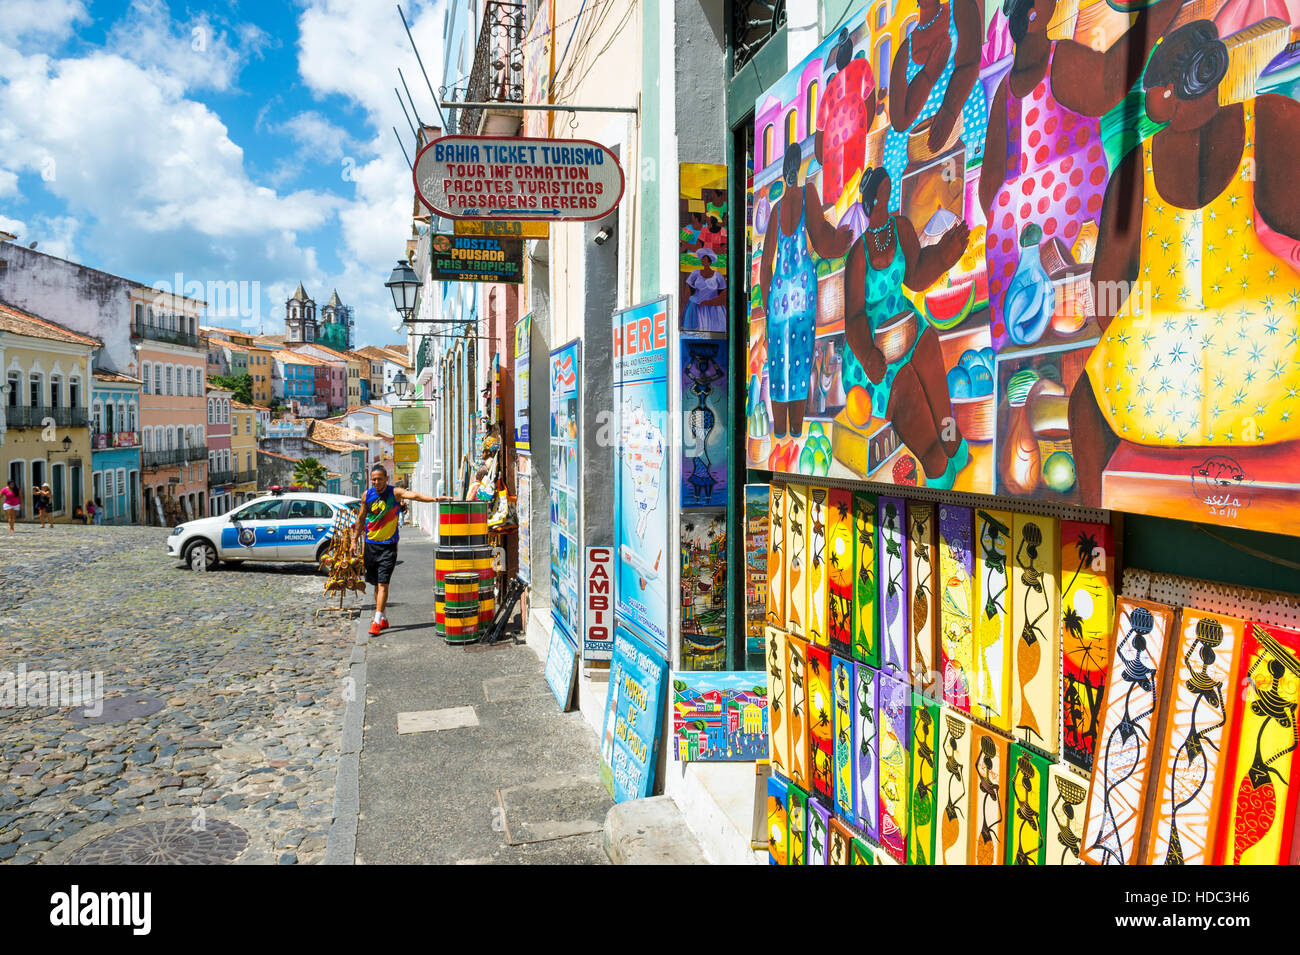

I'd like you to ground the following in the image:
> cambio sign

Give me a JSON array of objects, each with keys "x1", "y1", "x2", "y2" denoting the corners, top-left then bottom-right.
[
  {"x1": 585, "y1": 546, "x2": 613, "y2": 662},
  {"x1": 413, "y1": 136, "x2": 624, "y2": 222}
]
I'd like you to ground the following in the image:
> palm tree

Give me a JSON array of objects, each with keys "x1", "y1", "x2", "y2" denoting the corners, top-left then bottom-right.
[{"x1": 292, "y1": 457, "x2": 329, "y2": 490}]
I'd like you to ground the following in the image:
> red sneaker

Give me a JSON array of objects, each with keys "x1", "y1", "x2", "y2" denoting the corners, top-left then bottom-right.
[
  {"x1": 379, "y1": 617, "x2": 390, "y2": 631},
  {"x1": 369, "y1": 620, "x2": 383, "y2": 635}
]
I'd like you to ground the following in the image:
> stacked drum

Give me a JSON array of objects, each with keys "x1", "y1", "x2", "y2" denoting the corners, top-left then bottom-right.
[{"x1": 433, "y1": 501, "x2": 495, "y2": 644}]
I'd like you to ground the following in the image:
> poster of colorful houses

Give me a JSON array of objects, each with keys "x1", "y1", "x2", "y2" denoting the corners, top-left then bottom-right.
[{"x1": 671, "y1": 671, "x2": 769, "y2": 762}]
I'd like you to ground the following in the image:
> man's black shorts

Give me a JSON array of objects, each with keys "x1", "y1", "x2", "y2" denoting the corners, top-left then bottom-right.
[{"x1": 364, "y1": 542, "x2": 398, "y2": 585}]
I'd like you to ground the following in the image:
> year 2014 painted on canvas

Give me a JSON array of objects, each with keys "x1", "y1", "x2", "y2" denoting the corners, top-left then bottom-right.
[
  {"x1": 747, "y1": 1, "x2": 1300, "y2": 537},
  {"x1": 671, "y1": 671, "x2": 769, "y2": 762}
]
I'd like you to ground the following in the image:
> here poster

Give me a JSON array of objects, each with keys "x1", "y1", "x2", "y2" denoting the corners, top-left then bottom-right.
[
  {"x1": 613, "y1": 297, "x2": 671, "y2": 659},
  {"x1": 514, "y1": 313, "x2": 531, "y2": 451},
  {"x1": 549, "y1": 338, "x2": 582, "y2": 644}
]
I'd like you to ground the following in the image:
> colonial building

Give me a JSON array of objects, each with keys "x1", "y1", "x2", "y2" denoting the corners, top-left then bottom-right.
[
  {"x1": 90, "y1": 369, "x2": 142, "y2": 524},
  {"x1": 206, "y1": 381, "x2": 234, "y2": 516},
  {"x1": 229, "y1": 400, "x2": 258, "y2": 505}
]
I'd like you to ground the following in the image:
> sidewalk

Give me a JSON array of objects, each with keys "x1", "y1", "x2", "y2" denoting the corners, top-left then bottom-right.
[{"x1": 342, "y1": 529, "x2": 613, "y2": 864}]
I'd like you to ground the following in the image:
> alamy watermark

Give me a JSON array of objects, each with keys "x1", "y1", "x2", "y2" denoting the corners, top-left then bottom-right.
[
  {"x1": 0, "y1": 664, "x2": 104, "y2": 716},
  {"x1": 149, "y1": 273, "x2": 262, "y2": 329}
]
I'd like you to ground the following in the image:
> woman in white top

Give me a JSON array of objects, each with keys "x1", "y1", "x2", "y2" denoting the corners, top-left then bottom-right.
[{"x1": 682, "y1": 248, "x2": 728, "y2": 332}]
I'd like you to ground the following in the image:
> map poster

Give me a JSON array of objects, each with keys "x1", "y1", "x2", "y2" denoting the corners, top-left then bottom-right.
[
  {"x1": 514, "y1": 313, "x2": 531, "y2": 451},
  {"x1": 682, "y1": 336, "x2": 728, "y2": 508},
  {"x1": 517, "y1": 454, "x2": 531, "y2": 585},
  {"x1": 599, "y1": 625, "x2": 668, "y2": 802},
  {"x1": 613, "y1": 297, "x2": 672, "y2": 658},
  {"x1": 549, "y1": 338, "x2": 582, "y2": 644}
]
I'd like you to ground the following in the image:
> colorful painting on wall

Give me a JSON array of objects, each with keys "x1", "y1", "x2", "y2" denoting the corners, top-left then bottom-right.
[
  {"x1": 806, "y1": 644, "x2": 835, "y2": 802},
  {"x1": 827, "y1": 815, "x2": 854, "y2": 865},
  {"x1": 877, "y1": 496, "x2": 909, "y2": 676},
  {"x1": 768, "y1": 484, "x2": 786, "y2": 629},
  {"x1": 1011, "y1": 513, "x2": 1060, "y2": 755},
  {"x1": 747, "y1": 1, "x2": 1300, "y2": 537},
  {"x1": 1081, "y1": 598, "x2": 1175, "y2": 865},
  {"x1": 807, "y1": 485, "x2": 830, "y2": 645},
  {"x1": 808, "y1": 797, "x2": 832, "y2": 865},
  {"x1": 1146, "y1": 612, "x2": 1242, "y2": 865},
  {"x1": 745, "y1": 485, "x2": 770, "y2": 659},
  {"x1": 787, "y1": 484, "x2": 808, "y2": 637},
  {"x1": 969, "y1": 724, "x2": 1008, "y2": 866},
  {"x1": 768, "y1": 772, "x2": 790, "y2": 865},
  {"x1": 1214, "y1": 621, "x2": 1300, "y2": 866},
  {"x1": 1008, "y1": 742, "x2": 1049, "y2": 865},
  {"x1": 786, "y1": 633, "x2": 812, "y2": 791},
  {"x1": 851, "y1": 490, "x2": 878, "y2": 666},
  {"x1": 853, "y1": 661, "x2": 880, "y2": 839},
  {"x1": 1046, "y1": 764, "x2": 1088, "y2": 866},
  {"x1": 937, "y1": 708, "x2": 972, "y2": 866},
  {"x1": 765, "y1": 626, "x2": 790, "y2": 781},
  {"x1": 908, "y1": 693, "x2": 939, "y2": 865},
  {"x1": 938, "y1": 504, "x2": 975, "y2": 712},
  {"x1": 878, "y1": 670, "x2": 911, "y2": 862},
  {"x1": 788, "y1": 783, "x2": 809, "y2": 865},
  {"x1": 1060, "y1": 520, "x2": 1115, "y2": 774},
  {"x1": 671, "y1": 671, "x2": 769, "y2": 762},
  {"x1": 679, "y1": 509, "x2": 727, "y2": 670},
  {"x1": 974, "y1": 507, "x2": 1013, "y2": 731},
  {"x1": 549, "y1": 338, "x2": 582, "y2": 644},
  {"x1": 851, "y1": 837, "x2": 875, "y2": 864},
  {"x1": 682, "y1": 337, "x2": 729, "y2": 508},
  {"x1": 832, "y1": 654, "x2": 855, "y2": 821},
  {"x1": 679, "y1": 163, "x2": 729, "y2": 333},
  {"x1": 827, "y1": 488, "x2": 855, "y2": 658},
  {"x1": 613, "y1": 298, "x2": 671, "y2": 657},
  {"x1": 906, "y1": 500, "x2": 938, "y2": 695}
]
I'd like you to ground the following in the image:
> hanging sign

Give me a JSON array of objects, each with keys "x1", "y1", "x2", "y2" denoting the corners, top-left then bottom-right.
[
  {"x1": 392, "y1": 405, "x2": 431, "y2": 435},
  {"x1": 429, "y1": 233, "x2": 523, "y2": 284},
  {"x1": 413, "y1": 135, "x2": 625, "y2": 222}
]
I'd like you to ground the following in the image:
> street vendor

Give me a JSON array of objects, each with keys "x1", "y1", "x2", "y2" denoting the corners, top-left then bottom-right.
[{"x1": 354, "y1": 464, "x2": 438, "y2": 635}]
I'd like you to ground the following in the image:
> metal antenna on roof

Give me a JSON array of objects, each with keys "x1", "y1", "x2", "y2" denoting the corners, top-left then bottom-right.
[
  {"x1": 398, "y1": 3, "x2": 448, "y2": 132},
  {"x1": 393, "y1": 127, "x2": 413, "y2": 170},
  {"x1": 398, "y1": 69, "x2": 424, "y2": 130}
]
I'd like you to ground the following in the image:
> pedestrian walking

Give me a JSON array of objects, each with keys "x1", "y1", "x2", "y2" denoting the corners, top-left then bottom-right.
[
  {"x1": 353, "y1": 464, "x2": 437, "y2": 635},
  {"x1": 94, "y1": 497, "x2": 104, "y2": 525},
  {"x1": 35, "y1": 484, "x2": 52, "y2": 528},
  {"x1": 86, "y1": 499, "x2": 96, "y2": 525},
  {"x1": 2, "y1": 480, "x2": 20, "y2": 533}
]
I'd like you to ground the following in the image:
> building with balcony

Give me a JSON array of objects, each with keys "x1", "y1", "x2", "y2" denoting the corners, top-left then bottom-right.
[
  {"x1": 0, "y1": 299, "x2": 97, "y2": 521},
  {"x1": 285, "y1": 340, "x2": 352, "y2": 412},
  {"x1": 135, "y1": 286, "x2": 208, "y2": 526},
  {"x1": 206, "y1": 381, "x2": 234, "y2": 516},
  {"x1": 230, "y1": 400, "x2": 259, "y2": 505},
  {"x1": 91, "y1": 370, "x2": 141, "y2": 524}
]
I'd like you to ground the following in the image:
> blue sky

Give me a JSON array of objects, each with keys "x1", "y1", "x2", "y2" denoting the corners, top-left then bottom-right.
[{"x1": 0, "y1": 0, "x2": 446, "y2": 347}]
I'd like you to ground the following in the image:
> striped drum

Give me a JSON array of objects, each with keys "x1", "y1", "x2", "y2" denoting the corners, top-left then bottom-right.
[
  {"x1": 478, "y1": 575, "x2": 495, "y2": 626},
  {"x1": 438, "y1": 501, "x2": 489, "y2": 546},
  {"x1": 446, "y1": 571, "x2": 479, "y2": 603},
  {"x1": 434, "y1": 577, "x2": 446, "y2": 634},
  {"x1": 443, "y1": 601, "x2": 479, "y2": 644}
]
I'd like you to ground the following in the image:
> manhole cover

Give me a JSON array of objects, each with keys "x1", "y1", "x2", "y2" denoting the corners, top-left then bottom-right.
[
  {"x1": 69, "y1": 695, "x2": 165, "y2": 724},
  {"x1": 68, "y1": 819, "x2": 248, "y2": 865}
]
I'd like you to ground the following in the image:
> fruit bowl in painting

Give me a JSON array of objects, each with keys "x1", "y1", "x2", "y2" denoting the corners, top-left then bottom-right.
[
  {"x1": 950, "y1": 394, "x2": 995, "y2": 443},
  {"x1": 873, "y1": 310, "x2": 919, "y2": 364}
]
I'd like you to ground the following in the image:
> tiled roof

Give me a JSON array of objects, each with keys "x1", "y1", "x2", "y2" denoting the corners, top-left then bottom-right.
[
  {"x1": 258, "y1": 449, "x2": 299, "y2": 462},
  {"x1": 0, "y1": 299, "x2": 103, "y2": 347},
  {"x1": 286, "y1": 341, "x2": 351, "y2": 362},
  {"x1": 93, "y1": 371, "x2": 143, "y2": 384}
]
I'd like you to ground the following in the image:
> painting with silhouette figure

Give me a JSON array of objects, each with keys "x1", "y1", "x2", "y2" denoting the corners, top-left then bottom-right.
[
  {"x1": 748, "y1": 0, "x2": 1300, "y2": 536},
  {"x1": 682, "y1": 337, "x2": 729, "y2": 507}
]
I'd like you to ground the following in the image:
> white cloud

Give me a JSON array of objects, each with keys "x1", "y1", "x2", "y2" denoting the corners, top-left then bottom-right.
[
  {"x1": 0, "y1": 0, "x2": 90, "y2": 46},
  {"x1": 280, "y1": 111, "x2": 354, "y2": 163},
  {"x1": 0, "y1": 167, "x2": 16, "y2": 197}
]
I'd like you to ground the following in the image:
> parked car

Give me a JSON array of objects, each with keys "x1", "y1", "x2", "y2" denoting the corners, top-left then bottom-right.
[{"x1": 167, "y1": 488, "x2": 362, "y2": 571}]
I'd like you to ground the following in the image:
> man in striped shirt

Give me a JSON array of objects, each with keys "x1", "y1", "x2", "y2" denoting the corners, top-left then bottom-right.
[{"x1": 354, "y1": 464, "x2": 436, "y2": 635}]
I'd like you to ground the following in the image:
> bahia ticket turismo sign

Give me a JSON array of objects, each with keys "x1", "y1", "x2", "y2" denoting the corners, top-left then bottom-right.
[{"x1": 413, "y1": 135, "x2": 624, "y2": 222}]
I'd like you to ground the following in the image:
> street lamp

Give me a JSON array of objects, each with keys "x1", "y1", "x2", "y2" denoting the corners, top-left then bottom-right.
[
  {"x1": 385, "y1": 259, "x2": 420, "y2": 323},
  {"x1": 390, "y1": 369, "x2": 413, "y2": 402}
]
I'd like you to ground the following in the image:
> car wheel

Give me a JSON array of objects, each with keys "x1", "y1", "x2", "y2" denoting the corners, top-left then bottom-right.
[{"x1": 186, "y1": 540, "x2": 219, "y2": 572}]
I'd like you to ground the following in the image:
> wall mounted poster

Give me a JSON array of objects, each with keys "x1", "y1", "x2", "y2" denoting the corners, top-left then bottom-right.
[
  {"x1": 808, "y1": 797, "x2": 831, "y2": 865},
  {"x1": 852, "y1": 661, "x2": 879, "y2": 840},
  {"x1": 1008, "y1": 743, "x2": 1049, "y2": 866},
  {"x1": 671, "y1": 670, "x2": 769, "y2": 762},
  {"x1": 516, "y1": 454, "x2": 531, "y2": 585},
  {"x1": 786, "y1": 484, "x2": 808, "y2": 638},
  {"x1": 1214, "y1": 621, "x2": 1300, "y2": 866},
  {"x1": 908, "y1": 692, "x2": 939, "y2": 865},
  {"x1": 785, "y1": 633, "x2": 812, "y2": 791},
  {"x1": 514, "y1": 313, "x2": 531, "y2": 450},
  {"x1": 549, "y1": 338, "x2": 582, "y2": 643},
  {"x1": 1060, "y1": 520, "x2": 1115, "y2": 774},
  {"x1": 832, "y1": 654, "x2": 855, "y2": 821},
  {"x1": 767, "y1": 485, "x2": 786, "y2": 629},
  {"x1": 1081, "y1": 597, "x2": 1175, "y2": 865},
  {"x1": 969, "y1": 723, "x2": 1008, "y2": 866},
  {"x1": 680, "y1": 509, "x2": 727, "y2": 670},
  {"x1": 938, "y1": 505, "x2": 975, "y2": 713},
  {"x1": 806, "y1": 643, "x2": 835, "y2": 803},
  {"x1": 974, "y1": 507, "x2": 1013, "y2": 732},
  {"x1": 748, "y1": 2, "x2": 1300, "y2": 538},
  {"x1": 767, "y1": 773, "x2": 790, "y2": 865},
  {"x1": 878, "y1": 669, "x2": 910, "y2": 863},
  {"x1": 599, "y1": 626, "x2": 668, "y2": 803},
  {"x1": 679, "y1": 163, "x2": 729, "y2": 333},
  {"x1": 851, "y1": 490, "x2": 878, "y2": 667},
  {"x1": 1045, "y1": 764, "x2": 1088, "y2": 866},
  {"x1": 807, "y1": 486, "x2": 830, "y2": 646},
  {"x1": 765, "y1": 626, "x2": 790, "y2": 781},
  {"x1": 613, "y1": 298, "x2": 671, "y2": 658},
  {"x1": 682, "y1": 337, "x2": 729, "y2": 507},
  {"x1": 906, "y1": 500, "x2": 938, "y2": 695},
  {"x1": 1011, "y1": 512, "x2": 1060, "y2": 756},
  {"x1": 937, "y1": 708, "x2": 971, "y2": 866},
  {"x1": 877, "y1": 496, "x2": 908, "y2": 677},
  {"x1": 744, "y1": 485, "x2": 770, "y2": 659},
  {"x1": 826, "y1": 488, "x2": 854, "y2": 658}
]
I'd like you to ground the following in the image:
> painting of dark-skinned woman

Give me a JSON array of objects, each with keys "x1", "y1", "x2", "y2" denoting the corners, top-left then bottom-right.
[{"x1": 747, "y1": 0, "x2": 1300, "y2": 535}]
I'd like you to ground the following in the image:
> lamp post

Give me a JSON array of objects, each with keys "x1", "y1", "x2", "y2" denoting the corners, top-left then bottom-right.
[{"x1": 385, "y1": 259, "x2": 420, "y2": 323}]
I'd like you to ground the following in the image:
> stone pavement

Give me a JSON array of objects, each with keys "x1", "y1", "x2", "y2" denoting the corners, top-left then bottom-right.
[
  {"x1": 351, "y1": 529, "x2": 614, "y2": 864},
  {"x1": 0, "y1": 524, "x2": 354, "y2": 864}
]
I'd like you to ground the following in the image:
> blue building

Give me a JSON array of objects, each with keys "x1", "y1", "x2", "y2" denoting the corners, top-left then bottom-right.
[{"x1": 90, "y1": 369, "x2": 142, "y2": 523}]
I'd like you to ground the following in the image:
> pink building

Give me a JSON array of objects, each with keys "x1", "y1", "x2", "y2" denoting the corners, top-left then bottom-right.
[{"x1": 206, "y1": 382, "x2": 234, "y2": 515}]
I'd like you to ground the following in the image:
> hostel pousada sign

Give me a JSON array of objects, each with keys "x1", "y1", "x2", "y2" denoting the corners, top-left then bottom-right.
[{"x1": 413, "y1": 135, "x2": 624, "y2": 222}]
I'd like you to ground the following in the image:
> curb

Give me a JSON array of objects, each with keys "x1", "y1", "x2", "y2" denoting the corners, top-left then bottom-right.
[{"x1": 323, "y1": 618, "x2": 368, "y2": 865}]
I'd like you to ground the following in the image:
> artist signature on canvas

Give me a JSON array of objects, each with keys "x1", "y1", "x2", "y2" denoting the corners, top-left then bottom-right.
[{"x1": 1190, "y1": 456, "x2": 1253, "y2": 518}]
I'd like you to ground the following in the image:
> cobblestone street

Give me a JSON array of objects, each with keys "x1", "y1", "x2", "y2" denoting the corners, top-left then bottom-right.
[{"x1": 0, "y1": 524, "x2": 355, "y2": 865}]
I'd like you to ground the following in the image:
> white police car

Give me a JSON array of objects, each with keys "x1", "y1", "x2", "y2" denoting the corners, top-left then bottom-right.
[{"x1": 166, "y1": 487, "x2": 362, "y2": 571}]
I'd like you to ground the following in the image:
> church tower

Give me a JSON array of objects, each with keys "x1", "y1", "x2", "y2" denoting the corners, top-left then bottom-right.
[{"x1": 285, "y1": 283, "x2": 317, "y2": 343}]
